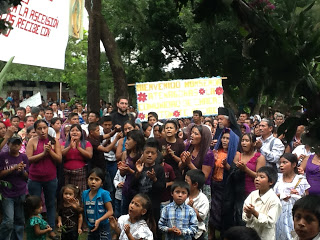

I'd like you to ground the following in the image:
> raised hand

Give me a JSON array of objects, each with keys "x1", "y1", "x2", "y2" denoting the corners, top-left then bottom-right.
[
  {"x1": 135, "y1": 157, "x2": 144, "y2": 173},
  {"x1": 147, "y1": 168, "x2": 156, "y2": 181}
]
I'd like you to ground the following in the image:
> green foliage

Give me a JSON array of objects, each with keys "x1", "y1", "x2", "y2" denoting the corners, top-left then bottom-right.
[{"x1": 0, "y1": 0, "x2": 22, "y2": 35}]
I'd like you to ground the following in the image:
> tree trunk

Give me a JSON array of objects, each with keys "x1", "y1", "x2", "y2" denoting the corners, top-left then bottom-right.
[
  {"x1": 252, "y1": 82, "x2": 264, "y2": 115},
  {"x1": 99, "y1": 18, "x2": 128, "y2": 103},
  {"x1": 86, "y1": 0, "x2": 101, "y2": 112}
]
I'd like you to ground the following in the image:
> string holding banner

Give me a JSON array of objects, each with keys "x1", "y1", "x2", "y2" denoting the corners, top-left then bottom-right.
[{"x1": 135, "y1": 77, "x2": 226, "y2": 121}]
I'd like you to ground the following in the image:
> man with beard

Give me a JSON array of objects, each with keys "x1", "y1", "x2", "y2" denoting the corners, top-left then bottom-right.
[{"x1": 110, "y1": 96, "x2": 133, "y2": 127}]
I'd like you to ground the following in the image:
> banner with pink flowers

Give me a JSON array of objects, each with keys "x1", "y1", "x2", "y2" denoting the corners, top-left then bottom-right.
[{"x1": 136, "y1": 77, "x2": 224, "y2": 121}]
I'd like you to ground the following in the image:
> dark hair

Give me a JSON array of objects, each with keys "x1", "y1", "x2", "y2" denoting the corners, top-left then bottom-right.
[
  {"x1": 34, "y1": 119, "x2": 56, "y2": 144},
  {"x1": 193, "y1": 110, "x2": 202, "y2": 117},
  {"x1": 117, "y1": 96, "x2": 129, "y2": 103},
  {"x1": 153, "y1": 123, "x2": 163, "y2": 133},
  {"x1": 24, "y1": 195, "x2": 42, "y2": 219},
  {"x1": 171, "y1": 181, "x2": 190, "y2": 195},
  {"x1": 224, "y1": 226, "x2": 261, "y2": 240},
  {"x1": 88, "y1": 122, "x2": 99, "y2": 133},
  {"x1": 65, "y1": 124, "x2": 87, "y2": 149},
  {"x1": 68, "y1": 112, "x2": 79, "y2": 120},
  {"x1": 127, "y1": 130, "x2": 145, "y2": 159},
  {"x1": 164, "y1": 119, "x2": 178, "y2": 130},
  {"x1": 26, "y1": 126, "x2": 34, "y2": 134},
  {"x1": 148, "y1": 112, "x2": 158, "y2": 121},
  {"x1": 88, "y1": 168, "x2": 105, "y2": 183},
  {"x1": 122, "y1": 120, "x2": 136, "y2": 134},
  {"x1": 257, "y1": 166, "x2": 278, "y2": 188},
  {"x1": 44, "y1": 107, "x2": 53, "y2": 113},
  {"x1": 133, "y1": 194, "x2": 156, "y2": 233},
  {"x1": 240, "y1": 133, "x2": 256, "y2": 153},
  {"x1": 3, "y1": 111, "x2": 10, "y2": 117},
  {"x1": 102, "y1": 115, "x2": 112, "y2": 123},
  {"x1": 0, "y1": 121, "x2": 6, "y2": 128},
  {"x1": 204, "y1": 120, "x2": 213, "y2": 127},
  {"x1": 144, "y1": 137, "x2": 160, "y2": 152},
  {"x1": 186, "y1": 169, "x2": 205, "y2": 190},
  {"x1": 51, "y1": 117, "x2": 62, "y2": 125},
  {"x1": 89, "y1": 111, "x2": 100, "y2": 119},
  {"x1": 142, "y1": 122, "x2": 152, "y2": 132},
  {"x1": 60, "y1": 184, "x2": 80, "y2": 209},
  {"x1": 189, "y1": 124, "x2": 212, "y2": 168},
  {"x1": 292, "y1": 195, "x2": 320, "y2": 227},
  {"x1": 281, "y1": 153, "x2": 298, "y2": 173},
  {"x1": 10, "y1": 115, "x2": 20, "y2": 121},
  {"x1": 24, "y1": 115, "x2": 34, "y2": 122},
  {"x1": 16, "y1": 107, "x2": 26, "y2": 114}
]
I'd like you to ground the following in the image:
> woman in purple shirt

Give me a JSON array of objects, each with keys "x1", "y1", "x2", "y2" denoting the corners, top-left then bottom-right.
[{"x1": 300, "y1": 153, "x2": 320, "y2": 195}]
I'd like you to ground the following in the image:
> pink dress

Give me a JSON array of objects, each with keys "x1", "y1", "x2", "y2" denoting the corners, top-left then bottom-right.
[{"x1": 242, "y1": 152, "x2": 261, "y2": 196}]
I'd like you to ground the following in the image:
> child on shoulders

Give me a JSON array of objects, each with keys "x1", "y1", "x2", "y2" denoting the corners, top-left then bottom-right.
[{"x1": 242, "y1": 166, "x2": 282, "y2": 240}]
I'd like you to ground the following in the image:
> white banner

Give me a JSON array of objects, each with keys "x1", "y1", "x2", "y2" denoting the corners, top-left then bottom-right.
[
  {"x1": 136, "y1": 77, "x2": 224, "y2": 121},
  {"x1": 0, "y1": 0, "x2": 70, "y2": 69},
  {"x1": 20, "y1": 92, "x2": 42, "y2": 108}
]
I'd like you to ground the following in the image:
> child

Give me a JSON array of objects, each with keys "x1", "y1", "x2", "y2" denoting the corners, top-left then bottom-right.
[
  {"x1": 158, "y1": 181, "x2": 198, "y2": 240},
  {"x1": 25, "y1": 195, "x2": 53, "y2": 240},
  {"x1": 113, "y1": 169, "x2": 126, "y2": 218},
  {"x1": 292, "y1": 195, "x2": 320, "y2": 240},
  {"x1": 10, "y1": 115, "x2": 21, "y2": 131},
  {"x1": 185, "y1": 169, "x2": 210, "y2": 240},
  {"x1": 242, "y1": 166, "x2": 282, "y2": 240},
  {"x1": 57, "y1": 184, "x2": 83, "y2": 240},
  {"x1": 160, "y1": 157, "x2": 176, "y2": 211},
  {"x1": 82, "y1": 168, "x2": 113, "y2": 240},
  {"x1": 142, "y1": 122, "x2": 152, "y2": 139},
  {"x1": 159, "y1": 120, "x2": 184, "y2": 180},
  {"x1": 274, "y1": 153, "x2": 310, "y2": 240},
  {"x1": 133, "y1": 138, "x2": 166, "y2": 225},
  {"x1": 109, "y1": 193, "x2": 155, "y2": 240},
  {"x1": 0, "y1": 134, "x2": 28, "y2": 240}
]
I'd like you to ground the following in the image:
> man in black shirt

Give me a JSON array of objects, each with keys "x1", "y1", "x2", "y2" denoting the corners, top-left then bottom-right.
[{"x1": 110, "y1": 96, "x2": 133, "y2": 127}]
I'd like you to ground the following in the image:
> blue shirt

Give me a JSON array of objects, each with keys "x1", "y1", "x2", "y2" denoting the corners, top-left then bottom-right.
[
  {"x1": 82, "y1": 187, "x2": 111, "y2": 228},
  {"x1": 158, "y1": 201, "x2": 198, "y2": 240}
]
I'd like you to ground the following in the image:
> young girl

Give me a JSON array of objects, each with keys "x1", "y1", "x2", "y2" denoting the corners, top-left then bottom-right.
[
  {"x1": 274, "y1": 153, "x2": 310, "y2": 240},
  {"x1": 118, "y1": 130, "x2": 145, "y2": 215},
  {"x1": 57, "y1": 184, "x2": 83, "y2": 240},
  {"x1": 82, "y1": 168, "x2": 113, "y2": 240},
  {"x1": 109, "y1": 193, "x2": 155, "y2": 240},
  {"x1": 116, "y1": 120, "x2": 136, "y2": 161},
  {"x1": 25, "y1": 195, "x2": 53, "y2": 240}
]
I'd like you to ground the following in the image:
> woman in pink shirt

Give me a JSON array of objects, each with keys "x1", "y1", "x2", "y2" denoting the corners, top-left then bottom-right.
[
  {"x1": 61, "y1": 124, "x2": 93, "y2": 194},
  {"x1": 26, "y1": 119, "x2": 62, "y2": 240}
]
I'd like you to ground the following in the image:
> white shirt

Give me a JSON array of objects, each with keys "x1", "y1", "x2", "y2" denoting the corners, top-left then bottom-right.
[
  {"x1": 292, "y1": 232, "x2": 320, "y2": 240},
  {"x1": 113, "y1": 170, "x2": 126, "y2": 200},
  {"x1": 242, "y1": 189, "x2": 282, "y2": 240},
  {"x1": 117, "y1": 214, "x2": 153, "y2": 240},
  {"x1": 186, "y1": 190, "x2": 209, "y2": 239},
  {"x1": 103, "y1": 134, "x2": 117, "y2": 162},
  {"x1": 292, "y1": 145, "x2": 314, "y2": 165},
  {"x1": 258, "y1": 135, "x2": 285, "y2": 168},
  {"x1": 53, "y1": 110, "x2": 64, "y2": 118}
]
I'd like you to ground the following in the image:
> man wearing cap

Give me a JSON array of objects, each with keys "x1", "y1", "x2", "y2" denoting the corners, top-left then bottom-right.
[
  {"x1": 0, "y1": 134, "x2": 28, "y2": 240},
  {"x1": 214, "y1": 107, "x2": 242, "y2": 140}
]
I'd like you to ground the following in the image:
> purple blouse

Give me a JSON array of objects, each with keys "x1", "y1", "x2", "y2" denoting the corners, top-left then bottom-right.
[{"x1": 306, "y1": 155, "x2": 320, "y2": 195}]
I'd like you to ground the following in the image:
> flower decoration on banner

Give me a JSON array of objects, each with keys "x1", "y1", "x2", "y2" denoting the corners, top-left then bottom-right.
[
  {"x1": 138, "y1": 113, "x2": 145, "y2": 120},
  {"x1": 137, "y1": 92, "x2": 147, "y2": 102},
  {"x1": 199, "y1": 88, "x2": 206, "y2": 95},
  {"x1": 173, "y1": 110, "x2": 180, "y2": 117},
  {"x1": 215, "y1": 87, "x2": 224, "y2": 95}
]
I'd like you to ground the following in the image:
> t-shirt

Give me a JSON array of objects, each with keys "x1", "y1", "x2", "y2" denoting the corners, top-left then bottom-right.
[
  {"x1": 58, "y1": 205, "x2": 80, "y2": 230},
  {"x1": 87, "y1": 135, "x2": 105, "y2": 170},
  {"x1": 159, "y1": 138, "x2": 185, "y2": 180},
  {"x1": 0, "y1": 152, "x2": 29, "y2": 198},
  {"x1": 82, "y1": 187, "x2": 111, "y2": 228},
  {"x1": 26, "y1": 214, "x2": 48, "y2": 240},
  {"x1": 110, "y1": 111, "x2": 131, "y2": 128},
  {"x1": 62, "y1": 141, "x2": 92, "y2": 170}
]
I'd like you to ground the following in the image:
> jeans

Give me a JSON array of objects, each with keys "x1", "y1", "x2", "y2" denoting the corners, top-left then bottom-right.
[
  {"x1": 87, "y1": 224, "x2": 110, "y2": 240},
  {"x1": 0, "y1": 195, "x2": 25, "y2": 240},
  {"x1": 114, "y1": 199, "x2": 122, "y2": 218},
  {"x1": 28, "y1": 178, "x2": 57, "y2": 230}
]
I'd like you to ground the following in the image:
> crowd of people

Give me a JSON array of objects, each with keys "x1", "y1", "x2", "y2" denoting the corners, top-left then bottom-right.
[{"x1": 0, "y1": 95, "x2": 319, "y2": 240}]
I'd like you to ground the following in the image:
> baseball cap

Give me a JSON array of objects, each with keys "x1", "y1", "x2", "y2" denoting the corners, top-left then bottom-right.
[{"x1": 8, "y1": 134, "x2": 23, "y2": 144}]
